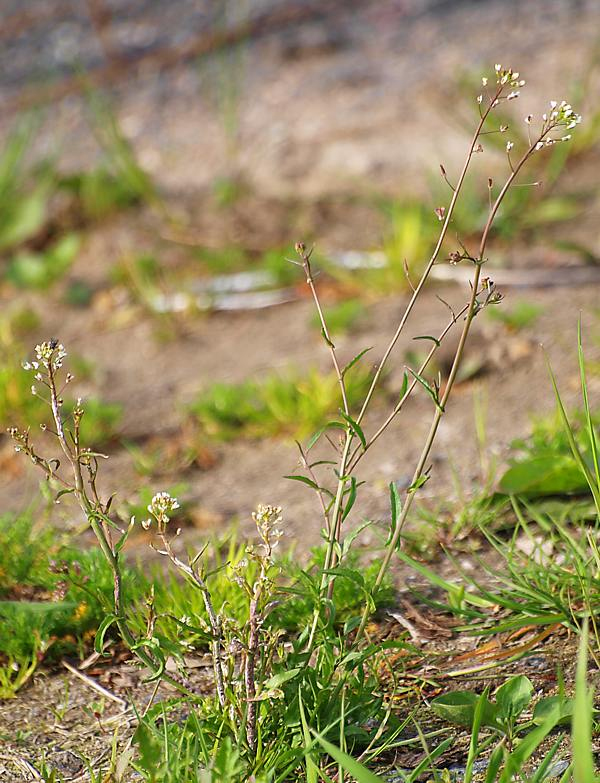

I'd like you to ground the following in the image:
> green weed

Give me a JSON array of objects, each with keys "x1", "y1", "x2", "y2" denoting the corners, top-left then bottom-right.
[
  {"x1": 189, "y1": 365, "x2": 375, "y2": 441},
  {"x1": 0, "y1": 513, "x2": 150, "y2": 696},
  {"x1": 486, "y1": 299, "x2": 544, "y2": 331},
  {"x1": 310, "y1": 299, "x2": 367, "y2": 337},
  {"x1": 6, "y1": 233, "x2": 80, "y2": 290},
  {"x1": 499, "y1": 326, "x2": 599, "y2": 501}
]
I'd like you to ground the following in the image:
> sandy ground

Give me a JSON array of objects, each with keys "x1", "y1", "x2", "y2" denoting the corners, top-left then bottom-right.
[{"x1": 1, "y1": 0, "x2": 600, "y2": 778}]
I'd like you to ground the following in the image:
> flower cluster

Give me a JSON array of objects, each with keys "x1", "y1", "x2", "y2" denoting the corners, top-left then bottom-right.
[
  {"x1": 494, "y1": 64, "x2": 525, "y2": 89},
  {"x1": 23, "y1": 340, "x2": 67, "y2": 374},
  {"x1": 142, "y1": 491, "x2": 180, "y2": 530},
  {"x1": 479, "y1": 65, "x2": 526, "y2": 108},
  {"x1": 253, "y1": 504, "x2": 283, "y2": 543},
  {"x1": 544, "y1": 100, "x2": 582, "y2": 129}
]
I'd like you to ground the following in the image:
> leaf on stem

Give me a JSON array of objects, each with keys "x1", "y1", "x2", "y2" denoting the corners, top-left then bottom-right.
[
  {"x1": 408, "y1": 368, "x2": 444, "y2": 412},
  {"x1": 413, "y1": 335, "x2": 441, "y2": 348},
  {"x1": 342, "y1": 347, "x2": 372, "y2": 377},
  {"x1": 340, "y1": 411, "x2": 367, "y2": 450}
]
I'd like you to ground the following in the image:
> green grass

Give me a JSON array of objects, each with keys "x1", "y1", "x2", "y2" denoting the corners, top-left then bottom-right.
[
  {"x1": 486, "y1": 299, "x2": 544, "y2": 331},
  {"x1": 310, "y1": 299, "x2": 367, "y2": 337},
  {"x1": 0, "y1": 513, "x2": 151, "y2": 696},
  {"x1": 189, "y1": 365, "x2": 375, "y2": 441}
]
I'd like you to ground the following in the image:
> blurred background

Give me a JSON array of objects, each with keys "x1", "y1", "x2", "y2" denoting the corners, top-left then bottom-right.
[{"x1": 1, "y1": 0, "x2": 599, "y2": 546}]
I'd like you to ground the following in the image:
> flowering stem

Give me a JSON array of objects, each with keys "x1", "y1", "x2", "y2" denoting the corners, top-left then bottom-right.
[
  {"x1": 355, "y1": 135, "x2": 544, "y2": 641},
  {"x1": 157, "y1": 532, "x2": 226, "y2": 707}
]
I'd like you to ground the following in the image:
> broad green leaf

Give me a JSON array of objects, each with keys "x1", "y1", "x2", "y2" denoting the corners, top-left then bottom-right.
[
  {"x1": 262, "y1": 667, "x2": 302, "y2": 690},
  {"x1": 496, "y1": 675, "x2": 533, "y2": 721},
  {"x1": 499, "y1": 455, "x2": 587, "y2": 496},
  {"x1": 431, "y1": 690, "x2": 499, "y2": 729},
  {"x1": 532, "y1": 695, "x2": 573, "y2": 726}
]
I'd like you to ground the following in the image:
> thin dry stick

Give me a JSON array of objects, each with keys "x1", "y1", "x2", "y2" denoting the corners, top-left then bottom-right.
[{"x1": 62, "y1": 659, "x2": 128, "y2": 707}]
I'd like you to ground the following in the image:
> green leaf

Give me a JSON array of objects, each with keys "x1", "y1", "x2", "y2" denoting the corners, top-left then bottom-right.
[
  {"x1": 262, "y1": 667, "x2": 303, "y2": 690},
  {"x1": 0, "y1": 186, "x2": 48, "y2": 251},
  {"x1": 532, "y1": 695, "x2": 573, "y2": 726},
  {"x1": 340, "y1": 411, "x2": 366, "y2": 450},
  {"x1": 284, "y1": 474, "x2": 320, "y2": 490},
  {"x1": 413, "y1": 334, "x2": 441, "y2": 347},
  {"x1": 342, "y1": 347, "x2": 372, "y2": 377},
  {"x1": 299, "y1": 689, "x2": 319, "y2": 783},
  {"x1": 548, "y1": 357, "x2": 600, "y2": 512},
  {"x1": 94, "y1": 614, "x2": 118, "y2": 655},
  {"x1": 341, "y1": 477, "x2": 357, "y2": 523},
  {"x1": 499, "y1": 454, "x2": 587, "y2": 496},
  {"x1": 398, "y1": 370, "x2": 409, "y2": 400},
  {"x1": 484, "y1": 743, "x2": 506, "y2": 783},
  {"x1": 572, "y1": 623, "x2": 595, "y2": 783},
  {"x1": 431, "y1": 690, "x2": 499, "y2": 729},
  {"x1": 386, "y1": 481, "x2": 402, "y2": 547},
  {"x1": 496, "y1": 675, "x2": 533, "y2": 721},
  {"x1": 408, "y1": 473, "x2": 429, "y2": 493},
  {"x1": 305, "y1": 421, "x2": 345, "y2": 451},
  {"x1": 498, "y1": 707, "x2": 563, "y2": 783},
  {"x1": 312, "y1": 732, "x2": 385, "y2": 783},
  {"x1": 408, "y1": 368, "x2": 444, "y2": 411}
]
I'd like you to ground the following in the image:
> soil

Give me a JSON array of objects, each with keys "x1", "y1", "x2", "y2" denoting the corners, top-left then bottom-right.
[{"x1": 1, "y1": 0, "x2": 600, "y2": 779}]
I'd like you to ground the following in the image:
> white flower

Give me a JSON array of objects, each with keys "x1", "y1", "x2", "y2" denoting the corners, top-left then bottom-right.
[
  {"x1": 507, "y1": 91, "x2": 520, "y2": 100},
  {"x1": 525, "y1": 114, "x2": 533, "y2": 124},
  {"x1": 506, "y1": 141, "x2": 514, "y2": 152},
  {"x1": 477, "y1": 94, "x2": 483, "y2": 104},
  {"x1": 535, "y1": 141, "x2": 544, "y2": 150},
  {"x1": 147, "y1": 491, "x2": 180, "y2": 525},
  {"x1": 33, "y1": 341, "x2": 67, "y2": 371},
  {"x1": 482, "y1": 77, "x2": 488, "y2": 86}
]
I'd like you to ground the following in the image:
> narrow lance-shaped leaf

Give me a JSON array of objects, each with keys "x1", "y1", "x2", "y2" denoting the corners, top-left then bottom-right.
[
  {"x1": 408, "y1": 368, "x2": 444, "y2": 412},
  {"x1": 386, "y1": 481, "x2": 402, "y2": 547},
  {"x1": 342, "y1": 347, "x2": 372, "y2": 377},
  {"x1": 284, "y1": 474, "x2": 334, "y2": 498},
  {"x1": 321, "y1": 327, "x2": 335, "y2": 349},
  {"x1": 341, "y1": 411, "x2": 367, "y2": 450},
  {"x1": 577, "y1": 319, "x2": 600, "y2": 504},
  {"x1": 305, "y1": 421, "x2": 344, "y2": 451},
  {"x1": 398, "y1": 370, "x2": 409, "y2": 402},
  {"x1": 413, "y1": 334, "x2": 441, "y2": 348},
  {"x1": 341, "y1": 477, "x2": 357, "y2": 523}
]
